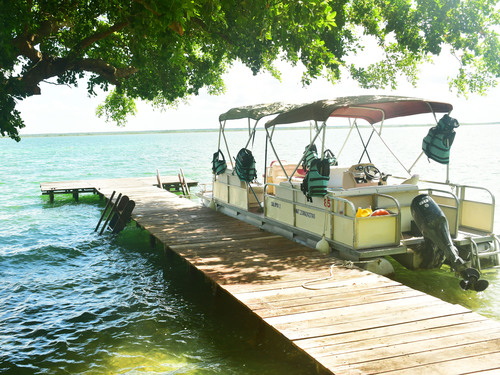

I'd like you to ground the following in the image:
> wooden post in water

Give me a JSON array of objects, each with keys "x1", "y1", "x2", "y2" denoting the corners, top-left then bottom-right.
[
  {"x1": 149, "y1": 234, "x2": 156, "y2": 248},
  {"x1": 111, "y1": 199, "x2": 135, "y2": 234},
  {"x1": 156, "y1": 169, "x2": 163, "y2": 189},
  {"x1": 178, "y1": 173, "x2": 186, "y2": 196},
  {"x1": 95, "y1": 191, "x2": 116, "y2": 232},
  {"x1": 99, "y1": 193, "x2": 122, "y2": 235},
  {"x1": 180, "y1": 168, "x2": 190, "y2": 198},
  {"x1": 108, "y1": 196, "x2": 129, "y2": 230}
]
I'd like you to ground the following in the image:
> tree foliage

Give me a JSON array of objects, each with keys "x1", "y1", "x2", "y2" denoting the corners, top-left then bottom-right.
[{"x1": 1, "y1": 0, "x2": 499, "y2": 141}]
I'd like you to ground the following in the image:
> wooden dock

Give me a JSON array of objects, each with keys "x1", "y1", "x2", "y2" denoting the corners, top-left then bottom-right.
[
  {"x1": 40, "y1": 175, "x2": 197, "y2": 201},
  {"x1": 40, "y1": 177, "x2": 500, "y2": 374}
]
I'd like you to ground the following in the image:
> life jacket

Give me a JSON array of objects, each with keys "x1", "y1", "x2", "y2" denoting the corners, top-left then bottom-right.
[
  {"x1": 300, "y1": 158, "x2": 330, "y2": 202},
  {"x1": 422, "y1": 114, "x2": 459, "y2": 164},
  {"x1": 235, "y1": 148, "x2": 257, "y2": 182},
  {"x1": 324, "y1": 149, "x2": 338, "y2": 166},
  {"x1": 212, "y1": 149, "x2": 227, "y2": 175},
  {"x1": 302, "y1": 144, "x2": 318, "y2": 171}
]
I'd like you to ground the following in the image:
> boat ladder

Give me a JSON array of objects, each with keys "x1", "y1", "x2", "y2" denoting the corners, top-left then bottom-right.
[{"x1": 469, "y1": 234, "x2": 500, "y2": 271}]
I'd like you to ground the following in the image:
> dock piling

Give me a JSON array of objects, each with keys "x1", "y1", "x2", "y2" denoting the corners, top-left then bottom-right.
[
  {"x1": 95, "y1": 191, "x2": 116, "y2": 232},
  {"x1": 99, "y1": 193, "x2": 122, "y2": 235},
  {"x1": 111, "y1": 198, "x2": 135, "y2": 234},
  {"x1": 180, "y1": 168, "x2": 190, "y2": 197}
]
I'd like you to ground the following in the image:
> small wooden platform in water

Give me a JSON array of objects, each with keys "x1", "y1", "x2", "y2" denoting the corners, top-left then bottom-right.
[
  {"x1": 40, "y1": 177, "x2": 500, "y2": 374},
  {"x1": 40, "y1": 176, "x2": 197, "y2": 201}
]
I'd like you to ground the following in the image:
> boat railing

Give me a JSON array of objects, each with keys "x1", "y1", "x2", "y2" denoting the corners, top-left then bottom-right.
[
  {"x1": 212, "y1": 170, "x2": 264, "y2": 211},
  {"x1": 392, "y1": 175, "x2": 495, "y2": 206},
  {"x1": 454, "y1": 184, "x2": 495, "y2": 233},
  {"x1": 198, "y1": 182, "x2": 212, "y2": 195},
  {"x1": 263, "y1": 182, "x2": 403, "y2": 250},
  {"x1": 392, "y1": 177, "x2": 496, "y2": 234},
  {"x1": 325, "y1": 192, "x2": 402, "y2": 250},
  {"x1": 327, "y1": 195, "x2": 357, "y2": 218},
  {"x1": 417, "y1": 184, "x2": 495, "y2": 234}
]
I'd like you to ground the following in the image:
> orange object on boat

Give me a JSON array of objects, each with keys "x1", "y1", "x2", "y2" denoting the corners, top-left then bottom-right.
[{"x1": 370, "y1": 209, "x2": 390, "y2": 216}]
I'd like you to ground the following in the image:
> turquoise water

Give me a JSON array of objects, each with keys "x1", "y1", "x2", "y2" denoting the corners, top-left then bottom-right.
[{"x1": 1, "y1": 127, "x2": 499, "y2": 373}]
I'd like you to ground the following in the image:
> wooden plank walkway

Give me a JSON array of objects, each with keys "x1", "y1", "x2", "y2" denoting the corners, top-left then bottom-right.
[
  {"x1": 40, "y1": 176, "x2": 197, "y2": 201},
  {"x1": 41, "y1": 177, "x2": 500, "y2": 374}
]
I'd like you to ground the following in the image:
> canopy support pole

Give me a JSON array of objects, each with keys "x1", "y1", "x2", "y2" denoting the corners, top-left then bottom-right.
[
  {"x1": 288, "y1": 122, "x2": 326, "y2": 182},
  {"x1": 370, "y1": 123, "x2": 411, "y2": 175},
  {"x1": 409, "y1": 151, "x2": 425, "y2": 174},
  {"x1": 356, "y1": 124, "x2": 373, "y2": 163},
  {"x1": 247, "y1": 182, "x2": 263, "y2": 210},
  {"x1": 337, "y1": 119, "x2": 356, "y2": 160},
  {"x1": 220, "y1": 120, "x2": 234, "y2": 170},
  {"x1": 321, "y1": 122, "x2": 326, "y2": 158}
]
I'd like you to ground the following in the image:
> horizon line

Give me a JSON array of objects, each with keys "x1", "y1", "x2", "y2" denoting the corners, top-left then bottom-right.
[{"x1": 7, "y1": 121, "x2": 500, "y2": 139}]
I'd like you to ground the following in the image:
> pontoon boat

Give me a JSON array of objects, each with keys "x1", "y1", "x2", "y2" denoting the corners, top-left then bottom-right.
[{"x1": 200, "y1": 96, "x2": 499, "y2": 291}]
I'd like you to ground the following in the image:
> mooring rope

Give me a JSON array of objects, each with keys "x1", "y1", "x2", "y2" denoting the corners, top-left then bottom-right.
[{"x1": 301, "y1": 259, "x2": 380, "y2": 290}]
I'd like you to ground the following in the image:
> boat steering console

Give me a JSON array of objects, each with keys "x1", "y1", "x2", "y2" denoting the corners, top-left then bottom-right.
[{"x1": 350, "y1": 163, "x2": 389, "y2": 185}]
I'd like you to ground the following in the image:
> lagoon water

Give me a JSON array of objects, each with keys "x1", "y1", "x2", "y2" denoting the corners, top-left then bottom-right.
[{"x1": 1, "y1": 125, "x2": 499, "y2": 374}]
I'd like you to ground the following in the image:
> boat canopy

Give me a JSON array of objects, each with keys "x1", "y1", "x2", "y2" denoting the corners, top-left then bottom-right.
[
  {"x1": 265, "y1": 95, "x2": 453, "y2": 128},
  {"x1": 216, "y1": 102, "x2": 299, "y2": 171},
  {"x1": 219, "y1": 102, "x2": 299, "y2": 122}
]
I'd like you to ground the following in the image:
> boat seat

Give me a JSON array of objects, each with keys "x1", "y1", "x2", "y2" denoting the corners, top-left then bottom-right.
[
  {"x1": 328, "y1": 166, "x2": 350, "y2": 188},
  {"x1": 267, "y1": 162, "x2": 304, "y2": 194}
]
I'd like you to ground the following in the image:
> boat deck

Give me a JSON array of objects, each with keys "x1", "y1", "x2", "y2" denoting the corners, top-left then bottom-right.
[{"x1": 40, "y1": 177, "x2": 500, "y2": 374}]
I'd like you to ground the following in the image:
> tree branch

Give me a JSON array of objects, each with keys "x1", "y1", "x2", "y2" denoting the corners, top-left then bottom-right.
[
  {"x1": 75, "y1": 58, "x2": 138, "y2": 82},
  {"x1": 74, "y1": 21, "x2": 130, "y2": 51},
  {"x1": 13, "y1": 18, "x2": 61, "y2": 63},
  {"x1": 133, "y1": 0, "x2": 161, "y2": 16},
  {"x1": 13, "y1": 37, "x2": 42, "y2": 62},
  {"x1": 14, "y1": 56, "x2": 138, "y2": 97}
]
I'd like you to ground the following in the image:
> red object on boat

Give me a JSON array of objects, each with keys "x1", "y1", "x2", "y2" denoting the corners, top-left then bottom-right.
[{"x1": 370, "y1": 209, "x2": 390, "y2": 216}]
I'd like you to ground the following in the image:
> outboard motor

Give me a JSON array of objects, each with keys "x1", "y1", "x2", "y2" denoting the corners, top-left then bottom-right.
[{"x1": 411, "y1": 194, "x2": 488, "y2": 292}]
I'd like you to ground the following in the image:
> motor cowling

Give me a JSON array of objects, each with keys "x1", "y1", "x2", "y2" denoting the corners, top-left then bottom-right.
[
  {"x1": 411, "y1": 194, "x2": 464, "y2": 269},
  {"x1": 410, "y1": 194, "x2": 488, "y2": 291}
]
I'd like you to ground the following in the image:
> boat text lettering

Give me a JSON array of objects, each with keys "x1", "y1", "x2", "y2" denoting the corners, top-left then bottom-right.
[{"x1": 295, "y1": 209, "x2": 315, "y2": 219}]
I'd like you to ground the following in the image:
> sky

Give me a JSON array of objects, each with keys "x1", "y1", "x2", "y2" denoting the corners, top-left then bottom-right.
[{"x1": 16, "y1": 51, "x2": 500, "y2": 135}]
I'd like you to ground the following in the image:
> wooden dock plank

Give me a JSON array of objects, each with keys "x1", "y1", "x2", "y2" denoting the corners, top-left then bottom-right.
[
  {"x1": 329, "y1": 339, "x2": 500, "y2": 374},
  {"x1": 308, "y1": 319, "x2": 500, "y2": 360},
  {"x1": 267, "y1": 301, "x2": 473, "y2": 341},
  {"x1": 247, "y1": 288, "x2": 425, "y2": 318},
  {"x1": 39, "y1": 177, "x2": 500, "y2": 375},
  {"x1": 264, "y1": 294, "x2": 443, "y2": 328},
  {"x1": 321, "y1": 323, "x2": 500, "y2": 361},
  {"x1": 295, "y1": 312, "x2": 490, "y2": 350},
  {"x1": 383, "y1": 352, "x2": 500, "y2": 375}
]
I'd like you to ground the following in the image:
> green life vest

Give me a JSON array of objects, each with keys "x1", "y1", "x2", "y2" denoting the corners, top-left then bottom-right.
[
  {"x1": 301, "y1": 158, "x2": 330, "y2": 202},
  {"x1": 235, "y1": 148, "x2": 257, "y2": 182},
  {"x1": 324, "y1": 149, "x2": 338, "y2": 166},
  {"x1": 422, "y1": 114, "x2": 459, "y2": 165},
  {"x1": 212, "y1": 149, "x2": 227, "y2": 175},
  {"x1": 302, "y1": 144, "x2": 318, "y2": 171}
]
